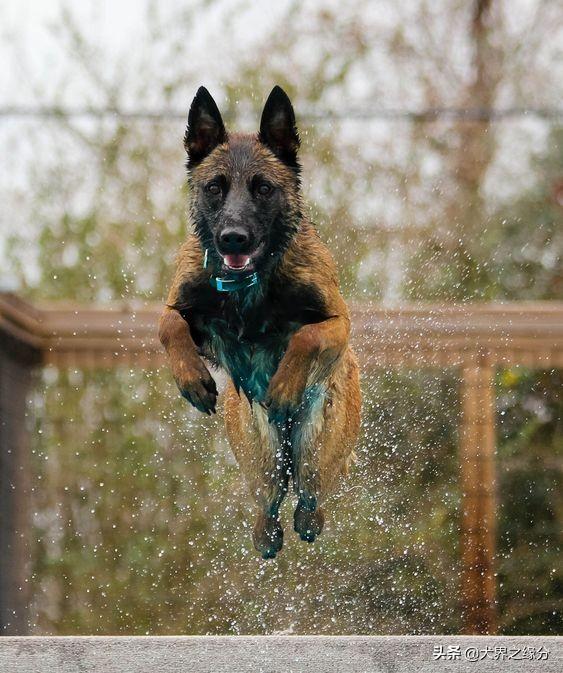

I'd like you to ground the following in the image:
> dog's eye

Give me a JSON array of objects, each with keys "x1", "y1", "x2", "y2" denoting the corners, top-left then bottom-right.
[
  {"x1": 256, "y1": 183, "x2": 273, "y2": 196},
  {"x1": 206, "y1": 183, "x2": 221, "y2": 196}
]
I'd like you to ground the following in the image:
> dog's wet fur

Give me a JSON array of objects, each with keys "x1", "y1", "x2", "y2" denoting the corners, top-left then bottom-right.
[{"x1": 159, "y1": 86, "x2": 361, "y2": 558}]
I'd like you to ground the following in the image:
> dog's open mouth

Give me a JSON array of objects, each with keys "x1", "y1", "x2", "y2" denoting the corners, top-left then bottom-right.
[
  {"x1": 223, "y1": 254, "x2": 251, "y2": 271},
  {"x1": 220, "y1": 242, "x2": 265, "y2": 274}
]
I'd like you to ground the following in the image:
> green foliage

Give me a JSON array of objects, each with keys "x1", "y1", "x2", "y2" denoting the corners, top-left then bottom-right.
[
  {"x1": 496, "y1": 368, "x2": 563, "y2": 634},
  {"x1": 486, "y1": 128, "x2": 562, "y2": 301},
  {"x1": 406, "y1": 127, "x2": 562, "y2": 302}
]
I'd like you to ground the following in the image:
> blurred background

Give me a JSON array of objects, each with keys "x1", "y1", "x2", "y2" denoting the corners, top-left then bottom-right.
[{"x1": 0, "y1": 0, "x2": 561, "y2": 635}]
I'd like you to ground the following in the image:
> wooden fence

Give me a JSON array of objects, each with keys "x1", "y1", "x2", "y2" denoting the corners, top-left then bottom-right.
[{"x1": 1, "y1": 291, "x2": 562, "y2": 635}]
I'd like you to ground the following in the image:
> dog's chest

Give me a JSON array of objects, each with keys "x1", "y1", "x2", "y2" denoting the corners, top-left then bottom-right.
[
  {"x1": 183, "y1": 278, "x2": 329, "y2": 402},
  {"x1": 196, "y1": 299, "x2": 295, "y2": 402}
]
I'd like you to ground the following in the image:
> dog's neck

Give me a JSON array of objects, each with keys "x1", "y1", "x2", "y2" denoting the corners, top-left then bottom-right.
[
  {"x1": 200, "y1": 222, "x2": 301, "y2": 296},
  {"x1": 201, "y1": 247, "x2": 259, "y2": 294}
]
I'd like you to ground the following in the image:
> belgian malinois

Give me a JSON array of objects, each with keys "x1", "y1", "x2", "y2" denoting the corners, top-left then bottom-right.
[{"x1": 159, "y1": 86, "x2": 361, "y2": 558}]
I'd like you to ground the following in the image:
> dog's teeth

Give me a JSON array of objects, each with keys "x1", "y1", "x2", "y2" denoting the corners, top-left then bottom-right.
[{"x1": 223, "y1": 255, "x2": 250, "y2": 270}]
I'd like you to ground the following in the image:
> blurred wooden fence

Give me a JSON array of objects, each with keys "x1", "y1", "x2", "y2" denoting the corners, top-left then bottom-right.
[{"x1": 1, "y1": 291, "x2": 562, "y2": 635}]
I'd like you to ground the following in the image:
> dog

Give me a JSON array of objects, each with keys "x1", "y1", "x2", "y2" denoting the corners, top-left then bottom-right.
[{"x1": 159, "y1": 86, "x2": 361, "y2": 559}]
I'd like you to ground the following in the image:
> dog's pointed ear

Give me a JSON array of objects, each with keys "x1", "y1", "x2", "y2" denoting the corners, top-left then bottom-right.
[
  {"x1": 259, "y1": 86, "x2": 300, "y2": 169},
  {"x1": 184, "y1": 87, "x2": 227, "y2": 167}
]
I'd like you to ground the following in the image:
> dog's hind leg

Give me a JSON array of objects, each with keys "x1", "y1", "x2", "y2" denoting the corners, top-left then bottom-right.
[
  {"x1": 224, "y1": 381, "x2": 290, "y2": 559},
  {"x1": 291, "y1": 351, "x2": 361, "y2": 542}
]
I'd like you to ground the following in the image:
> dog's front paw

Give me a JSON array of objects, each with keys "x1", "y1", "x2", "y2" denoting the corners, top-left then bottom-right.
[
  {"x1": 173, "y1": 357, "x2": 217, "y2": 415},
  {"x1": 264, "y1": 367, "x2": 307, "y2": 425}
]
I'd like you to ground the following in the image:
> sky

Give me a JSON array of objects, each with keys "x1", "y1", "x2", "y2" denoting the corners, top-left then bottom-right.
[{"x1": 1, "y1": 0, "x2": 292, "y2": 108}]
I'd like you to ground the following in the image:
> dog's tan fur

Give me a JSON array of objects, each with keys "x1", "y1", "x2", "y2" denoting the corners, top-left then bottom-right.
[{"x1": 159, "y1": 87, "x2": 361, "y2": 557}]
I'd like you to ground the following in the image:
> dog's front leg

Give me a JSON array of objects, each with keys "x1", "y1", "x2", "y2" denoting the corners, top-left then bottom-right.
[
  {"x1": 158, "y1": 307, "x2": 218, "y2": 414},
  {"x1": 264, "y1": 315, "x2": 350, "y2": 425}
]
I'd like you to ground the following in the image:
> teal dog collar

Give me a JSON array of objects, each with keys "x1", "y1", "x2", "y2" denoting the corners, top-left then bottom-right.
[
  {"x1": 204, "y1": 248, "x2": 259, "y2": 293},
  {"x1": 210, "y1": 273, "x2": 259, "y2": 292}
]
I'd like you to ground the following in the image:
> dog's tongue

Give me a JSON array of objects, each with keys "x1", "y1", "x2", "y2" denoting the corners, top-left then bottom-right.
[{"x1": 223, "y1": 254, "x2": 250, "y2": 269}]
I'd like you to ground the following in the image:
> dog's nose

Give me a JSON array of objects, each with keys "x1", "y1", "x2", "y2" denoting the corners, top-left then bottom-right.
[{"x1": 218, "y1": 227, "x2": 251, "y2": 253}]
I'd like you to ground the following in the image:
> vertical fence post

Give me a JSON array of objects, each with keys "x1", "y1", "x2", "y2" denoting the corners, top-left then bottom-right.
[
  {"x1": 459, "y1": 359, "x2": 497, "y2": 634},
  {"x1": 0, "y1": 350, "x2": 34, "y2": 635}
]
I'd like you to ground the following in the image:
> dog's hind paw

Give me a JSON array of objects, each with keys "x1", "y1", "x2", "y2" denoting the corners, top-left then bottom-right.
[
  {"x1": 253, "y1": 513, "x2": 284, "y2": 559},
  {"x1": 294, "y1": 504, "x2": 324, "y2": 543}
]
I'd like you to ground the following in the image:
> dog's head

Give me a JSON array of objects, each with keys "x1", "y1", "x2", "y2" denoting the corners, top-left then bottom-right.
[{"x1": 184, "y1": 86, "x2": 302, "y2": 275}]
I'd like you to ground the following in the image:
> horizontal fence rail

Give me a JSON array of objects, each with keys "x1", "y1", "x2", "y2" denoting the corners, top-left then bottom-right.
[
  {"x1": 1, "y1": 293, "x2": 562, "y2": 369},
  {"x1": 0, "y1": 636, "x2": 561, "y2": 673}
]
